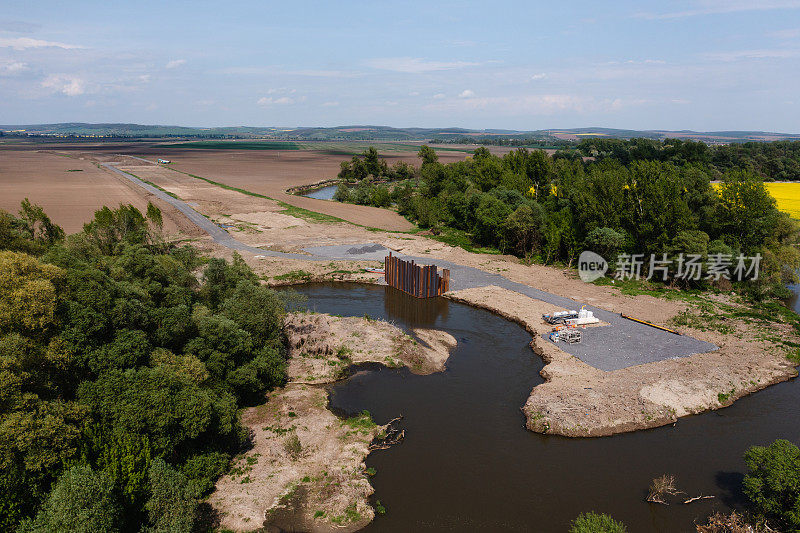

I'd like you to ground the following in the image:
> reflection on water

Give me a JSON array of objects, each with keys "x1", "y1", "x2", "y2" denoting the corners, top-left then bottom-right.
[
  {"x1": 286, "y1": 282, "x2": 800, "y2": 533},
  {"x1": 383, "y1": 285, "x2": 449, "y2": 327},
  {"x1": 302, "y1": 185, "x2": 338, "y2": 200},
  {"x1": 788, "y1": 284, "x2": 800, "y2": 314}
]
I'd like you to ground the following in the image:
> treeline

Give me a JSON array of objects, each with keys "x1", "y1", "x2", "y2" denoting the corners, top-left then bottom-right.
[
  {"x1": 334, "y1": 145, "x2": 800, "y2": 298},
  {"x1": 577, "y1": 138, "x2": 800, "y2": 181},
  {"x1": 429, "y1": 136, "x2": 574, "y2": 148},
  {"x1": 1, "y1": 201, "x2": 291, "y2": 531}
]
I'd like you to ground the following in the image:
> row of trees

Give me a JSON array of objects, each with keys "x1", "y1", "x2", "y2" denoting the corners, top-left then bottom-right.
[
  {"x1": 577, "y1": 138, "x2": 800, "y2": 181},
  {"x1": 336, "y1": 146, "x2": 417, "y2": 183},
  {"x1": 1, "y1": 200, "x2": 291, "y2": 531},
  {"x1": 334, "y1": 144, "x2": 800, "y2": 298}
]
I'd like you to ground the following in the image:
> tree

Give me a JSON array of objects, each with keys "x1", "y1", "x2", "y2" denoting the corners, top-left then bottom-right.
[
  {"x1": 743, "y1": 439, "x2": 800, "y2": 529},
  {"x1": 473, "y1": 194, "x2": 512, "y2": 245},
  {"x1": 18, "y1": 199, "x2": 64, "y2": 245},
  {"x1": 569, "y1": 511, "x2": 627, "y2": 533},
  {"x1": 0, "y1": 251, "x2": 62, "y2": 334},
  {"x1": 18, "y1": 465, "x2": 120, "y2": 533},
  {"x1": 146, "y1": 202, "x2": 163, "y2": 230},
  {"x1": 585, "y1": 227, "x2": 626, "y2": 262},
  {"x1": 714, "y1": 176, "x2": 779, "y2": 253},
  {"x1": 144, "y1": 459, "x2": 198, "y2": 532},
  {"x1": 503, "y1": 204, "x2": 543, "y2": 256},
  {"x1": 418, "y1": 145, "x2": 438, "y2": 166}
]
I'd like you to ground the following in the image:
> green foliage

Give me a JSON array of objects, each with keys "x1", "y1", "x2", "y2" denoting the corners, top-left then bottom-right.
[
  {"x1": 0, "y1": 202, "x2": 289, "y2": 531},
  {"x1": 144, "y1": 459, "x2": 198, "y2": 533},
  {"x1": 18, "y1": 465, "x2": 120, "y2": 533},
  {"x1": 330, "y1": 144, "x2": 799, "y2": 293},
  {"x1": 569, "y1": 511, "x2": 627, "y2": 533},
  {"x1": 743, "y1": 439, "x2": 800, "y2": 529}
]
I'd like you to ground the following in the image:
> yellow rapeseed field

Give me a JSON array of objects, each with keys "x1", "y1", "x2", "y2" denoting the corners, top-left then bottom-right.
[
  {"x1": 712, "y1": 182, "x2": 800, "y2": 219},
  {"x1": 765, "y1": 182, "x2": 800, "y2": 219}
]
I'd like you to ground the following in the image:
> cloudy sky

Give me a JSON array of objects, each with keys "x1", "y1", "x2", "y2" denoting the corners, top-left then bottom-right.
[{"x1": 1, "y1": 0, "x2": 799, "y2": 131}]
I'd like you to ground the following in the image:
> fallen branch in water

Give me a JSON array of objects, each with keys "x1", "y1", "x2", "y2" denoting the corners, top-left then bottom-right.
[
  {"x1": 369, "y1": 416, "x2": 405, "y2": 451},
  {"x1": 684, "y1": 495, "x2": 715, "y2": 504},
  {"x1": 369, "y1": 430, "x2": 404, "y2": 451},
  {"x1": 647, "y1": 474, "x2": 683, "y2": 504}
]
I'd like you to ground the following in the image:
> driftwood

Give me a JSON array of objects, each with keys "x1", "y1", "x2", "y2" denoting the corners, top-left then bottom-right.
[
  {"x1": 369, "y1": 416, "x2": 405, "y2": 451},
  {"x1": 647, "y1": 474, "x2": 683, "y2": 504},
  {"x1": 684, "y1": 495, "x2": 715, "y2": 504}
]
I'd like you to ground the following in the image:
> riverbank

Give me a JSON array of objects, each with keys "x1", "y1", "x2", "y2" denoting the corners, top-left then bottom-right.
[
  {"x1": 447, "y1": 285, "x2": 799, "y2": 437},
  {"x1": 209, "y1": 312, "x2": 456, "y2": 531}
]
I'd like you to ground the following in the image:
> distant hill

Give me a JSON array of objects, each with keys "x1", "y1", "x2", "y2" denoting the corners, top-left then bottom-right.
[{"x1": 1, "y1": 123, "x2": 799, "y2": 144}]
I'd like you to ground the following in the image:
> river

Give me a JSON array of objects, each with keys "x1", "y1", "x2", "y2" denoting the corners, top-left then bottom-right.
[
  {"x1": 286, "y1": 282, "x2": 800, "y2": 532},
  {"x1": 301, "y1": 185, "x2": 338, "y2": 200}
]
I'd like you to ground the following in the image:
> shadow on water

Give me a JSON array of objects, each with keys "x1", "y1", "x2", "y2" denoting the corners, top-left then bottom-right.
[{"x1": 285, "y1": 282, "x2": 800, "y2": 532}]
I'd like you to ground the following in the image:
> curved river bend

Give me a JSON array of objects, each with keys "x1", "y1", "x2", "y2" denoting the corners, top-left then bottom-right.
[{"x1": 286, "y1": 283, "x2": 800, "y2": 532}]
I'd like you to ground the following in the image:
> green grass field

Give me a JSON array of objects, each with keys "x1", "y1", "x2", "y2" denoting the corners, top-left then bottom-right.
[{"x1": 160, "y1": 141, "x2": 300, "y2": 150}]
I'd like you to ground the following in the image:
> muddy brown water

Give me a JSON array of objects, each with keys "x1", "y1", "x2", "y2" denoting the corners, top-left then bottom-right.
[{"x1": 285, "y1": 283, "x2": 800, "y2": 532}]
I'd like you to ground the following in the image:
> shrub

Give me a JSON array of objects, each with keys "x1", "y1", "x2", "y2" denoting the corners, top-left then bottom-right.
[
  {"x1": 743, "y1": 439, "x2": 800, "y2": 529},
  {"x1": 569, "y1": 511, "x2": 627, "y2": 533},
  {"x1": 18, "y1": 465, "x2": 119, "y2": 532}
]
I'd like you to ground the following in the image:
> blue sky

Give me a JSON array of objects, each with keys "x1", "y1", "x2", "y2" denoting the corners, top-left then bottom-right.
[{"x1": 1, "y1": 0, "x2": 799, "y2": 131}]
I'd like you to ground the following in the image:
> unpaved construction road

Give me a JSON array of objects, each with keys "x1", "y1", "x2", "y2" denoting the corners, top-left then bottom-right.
[{"x1": 104, "y1": 160, "x2": 715, "y2": 372}]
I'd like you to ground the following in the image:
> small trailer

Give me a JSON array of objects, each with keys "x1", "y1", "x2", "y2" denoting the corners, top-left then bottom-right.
[{"x1": 157, "y1": 159, "x2": 171, "y2": 164}]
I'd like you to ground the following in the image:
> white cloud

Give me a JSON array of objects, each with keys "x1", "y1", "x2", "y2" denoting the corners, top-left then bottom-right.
[
  {"x1": 0, "y1": 60, "x2": 27, "y2": 75},
  {"x1": 0, "y1": 37, "x2": 83, "y2": 50},
  {"x1": 257, "y1": 96, "x2": 294, "y2": 106},
  {"x1": 635, "y1": 0, "x2": 800, "y2": 20},
  {"x1": 41, "y1": 74, "x2": 86, "y2": 96},
  {"x1": 322, "y1": 101, "x2": 340, "y2": 107},
  {"x1": 165, "y1": 59, "x2": 186, "y2": 69},
  {"x1": 364, "y1": 57, "x2": 479, "y2": 73},
  {"x1": 458, "y1": 89, "x2": 475, "y2": 98},
  {"x1": 138, "y1": 74, "x2": 151, "y2": 83},
  {"x1": 432, "y1": 93, "x2": 446, "y2": 99},
  {"x1": 530, "y1": 72, "x2": 547, "y2": 80},
  {"x1": 703, "y1": 48, "x2": 800, "y2": 61}
]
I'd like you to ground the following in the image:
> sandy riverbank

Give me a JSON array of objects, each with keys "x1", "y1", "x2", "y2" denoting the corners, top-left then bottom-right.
[
  {"x1": 66, "y1": 149, "x2": 800, "y2": 439},
  {"x1": 447, "y1": 285, "x2": 798, "y2": 437},
  {"x1": 209, "y1": 313, "x2": 456, "y2": 532}
]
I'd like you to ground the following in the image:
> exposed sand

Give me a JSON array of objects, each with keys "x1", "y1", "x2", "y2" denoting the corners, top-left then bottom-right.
[
  {"x1": 446, "y1": 286, "x2": 798, "y2": 437},
  {"x1": 210, "y1": 313, "x2": 456, "y2": 531},
  {"x1": 4, "y1": 145, "x2": 796, "y2": 441},
  {"x1": 285, "y1": 312, "x2": 457, "y2": 380},
  {"x1": 0, "y1": 150, "x2": 182, "y2": 235}
]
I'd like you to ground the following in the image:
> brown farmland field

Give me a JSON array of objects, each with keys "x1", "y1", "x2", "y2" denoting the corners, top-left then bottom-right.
[
  {"x1": 119, "y1": 147, "x2": 471, "y2": 231},
  {"x1": 0, "y1": 150, "x2": 180, "y2": 234}
]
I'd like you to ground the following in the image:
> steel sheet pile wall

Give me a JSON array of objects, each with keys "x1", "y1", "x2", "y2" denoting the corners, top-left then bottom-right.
[{"x1": 384, "y1": 252, "x2": 450, "y2": 298}]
